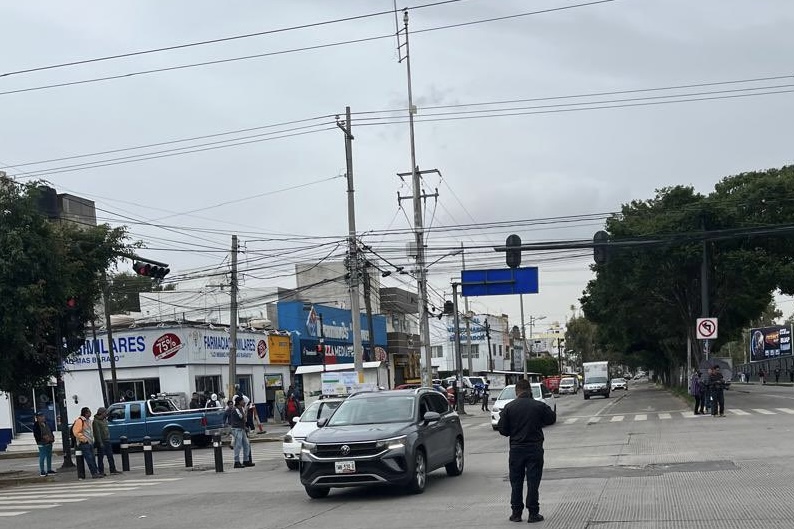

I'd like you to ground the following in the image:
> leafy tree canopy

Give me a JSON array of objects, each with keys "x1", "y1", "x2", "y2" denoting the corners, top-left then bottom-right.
[
  {"x1": 107, "y1": 272, "x2": 175, "y2": 314},
  {"x1": 0, "y1": 181, "x2": 133, "y2": 393},
  {"x1": 580, "y1": 165, "x2": 794, "y2": 374}
]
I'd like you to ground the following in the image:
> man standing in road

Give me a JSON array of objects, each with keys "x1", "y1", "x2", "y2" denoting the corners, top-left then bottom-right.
[
  {"x1": 92, "y1": 407, "x2": 120, "y2": 475},
  {"x1": 498, "y1": 378, "x2": 557, "y2": 523},
  {"x1": 72, "y1": 407, "x2": 103, "y2": 479},
  {"x1": 709, "y1": 365, "x2": 726, "y2": 417},
  {"x1": 481, "y1": 379, "x2": 490, "y2": 412},
  {"x1": 231, "y1": 396, "x2": 254, "y2": 469}
]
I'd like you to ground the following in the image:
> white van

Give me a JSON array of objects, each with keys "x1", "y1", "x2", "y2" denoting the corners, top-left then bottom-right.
[{"x1": 558, "y1": 377, "x2": 579, "y2": 395}]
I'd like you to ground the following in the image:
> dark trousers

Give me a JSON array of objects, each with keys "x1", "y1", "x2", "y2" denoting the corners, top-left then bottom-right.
[
  {"x1": 693, "y1": 394, "x2": 703, "y2": 413},
  {"x1": 96, "y1": 440, "x2": 117, "y2": 473},
  {"x1": 79, "y1": 442, "x2": 100, "y2": 476},
  {"x1": 711, "y1": 390, "x2": 725, "y2": 415},
  {"x1": 482, "y1": 395, "x2": 489, "y2": 411},
  {"x1": 509, "y1": 448, "x2": 544, "y2": 515}
]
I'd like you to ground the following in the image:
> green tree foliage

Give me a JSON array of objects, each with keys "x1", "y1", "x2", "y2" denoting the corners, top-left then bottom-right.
[
  {"x1": 581, "y1": 166, "x2": 794, "y2": 377},
  {"x1": 0, "y1": 182, "x2": 132, "y2": 394},
  {"x1": 107, "y1": 272, "x2": 175, "y2": 314},
  {"x1": 525, "y1": 357, "x2": 559, "y2": 376}
]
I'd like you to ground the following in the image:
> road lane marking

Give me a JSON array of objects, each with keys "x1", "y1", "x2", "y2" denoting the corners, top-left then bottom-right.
[
  {"x1": 0, "y1": 492, "x2": 115, "y2": 499},
  {"x1": 753, "y1": 409, "x2": 776, "y2": 415},
  {"x1": 634, "y1": 414, "x2": 647, "y2": 421},
  {"x1": 775, "y1": 408, "x2": 794, "y2": 414},
  {"x1": 728, "y1": 409, "x2": 751, "y2": 415},
  {"x1": 564, "y1": 418, "x2": 578, "y2": 425},
  {"x1": 0, "y1": 498, "x2": 88, "y2": 504},
  {"x1": 587, "y1": 417, "x2": 601, "y2": 424},
  {"x1": 610, "y1": 416, "x2": 624, "y2": 422},
  {"x1": 682, "y1": 412, "x2": 698, "y2": 418},
  {"x1": 658, "y1": 413, "x2": 672, "y2": 420},
  {"x1": 0, "y1": 511, "x2": 28, "y2": 516}
]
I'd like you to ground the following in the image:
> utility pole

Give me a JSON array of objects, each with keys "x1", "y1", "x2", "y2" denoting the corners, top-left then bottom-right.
[
  {"x1": 461, "y1": 246, "x2": 473, "y2": 376},
  {"x1": 362, "y1": 263, "x2": 378, "y2": 385},
  {"x1": 452, "y1": 282, "x2": 466, "y2": 414},
  {"x1": 90, "y1": 318, "x2": 108, "y2": 407},
  {"x1": 55, "y1": 321, "x2": 74, "y2": 468},
  {"x1": 520, "y1": 295, "x2": 528, "y2": 380},
  {"x1": 337, "y1": 107, "x2": 364, "y2": 380},
  {"x1": 485, "y1": 319, "x2": 493, "y2": 371},
  {"x1": 700, "y1": 216, "x2": 711, "y2": 361},
  {"x1": 102, "y1": 276, "x2": 118, "y2": 403},
  {"x1": 228, "y1": 235, "x2": 238, "y2": 398},
  {"x1": 398, "y1": 9, "x2": 433, "y2": 388}
]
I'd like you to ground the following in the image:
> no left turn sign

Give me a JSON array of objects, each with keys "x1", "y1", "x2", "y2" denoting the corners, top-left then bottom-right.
[{"x1": 696, "y1": 317, "x2": 718, "y2": 340}]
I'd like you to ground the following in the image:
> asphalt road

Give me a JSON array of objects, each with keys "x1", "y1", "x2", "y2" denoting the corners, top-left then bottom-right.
[{"x1": 2, "y1": 380, "x2": 794, "y2": 528}]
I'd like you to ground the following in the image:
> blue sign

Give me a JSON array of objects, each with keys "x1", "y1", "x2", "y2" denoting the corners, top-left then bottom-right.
[{"x1": 461, "y1": 267, "x2": 539, "y2": 296}]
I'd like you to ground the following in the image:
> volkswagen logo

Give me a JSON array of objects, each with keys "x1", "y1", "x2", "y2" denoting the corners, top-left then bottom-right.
[{"x1": 340, "y1": 445, "x2": 351, "y2": 456}]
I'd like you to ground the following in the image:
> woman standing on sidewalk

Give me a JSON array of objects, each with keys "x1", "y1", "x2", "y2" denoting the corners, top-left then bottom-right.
[
  {"x1": 32, "y1": 412, "x2": 55, "y2": 477},
  {"x1": 689, "y1": 371, "x2": 703, "y2": 415}
]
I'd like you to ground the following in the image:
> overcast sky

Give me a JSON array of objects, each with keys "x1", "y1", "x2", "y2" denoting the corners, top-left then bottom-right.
[{"x1": 2, "y1": 0, "x2": 793, "y2": 332}]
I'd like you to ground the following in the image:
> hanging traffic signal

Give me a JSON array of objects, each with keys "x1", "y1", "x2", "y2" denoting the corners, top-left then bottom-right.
[
  {"x1": 443, "y1": 301, "x2": 454, "y2": 315},
  {"x1": 63, "y1": 297, "x2": 85, "y2": 352},
  {"x1": 505, "y1": 234, "x2": 522, "y2": 269},
  {"x1": 593, "y1": 231, "x2": 609, "y2": 264},
  {"x1": 133, "y1": 261, "x2": 170, "y2": 280}
]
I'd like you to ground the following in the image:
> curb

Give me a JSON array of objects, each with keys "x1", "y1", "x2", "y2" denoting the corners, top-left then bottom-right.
[{"x1": 0, "y1": 472, "x2": 56, "y2": 489}]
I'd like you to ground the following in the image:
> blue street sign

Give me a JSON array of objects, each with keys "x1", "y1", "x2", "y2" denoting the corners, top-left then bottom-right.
[{"x1": 461, "y1": 267, "x2": 539, "y2": 297}]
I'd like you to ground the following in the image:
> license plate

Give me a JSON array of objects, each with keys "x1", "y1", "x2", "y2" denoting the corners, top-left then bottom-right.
[{"x1": 335, "y1": 461, "x2": 356, "y2": 474}]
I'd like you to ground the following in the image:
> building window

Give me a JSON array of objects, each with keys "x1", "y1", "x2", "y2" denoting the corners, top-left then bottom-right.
[
  {"x1": 431, "y1": 346, "x2": 444, "y2": 358},
  {"x1": 462, "y1": 344, "x2": 479, "y2": 358},
  {"x1": 196, "y1": 375, "x2": 223, "y2": 397},
  {"x1": 498, "y1": 345, "x2": 503, "y2": 356}
]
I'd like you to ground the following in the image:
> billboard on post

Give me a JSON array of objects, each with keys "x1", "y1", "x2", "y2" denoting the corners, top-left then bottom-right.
[{"x1": 749, "y1": 325, "x2": 792, "y2": 362}]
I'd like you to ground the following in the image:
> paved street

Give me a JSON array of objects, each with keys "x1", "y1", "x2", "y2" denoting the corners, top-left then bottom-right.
[{"x1": 2, "y1": 381, "x2": 794, "y2": 528}]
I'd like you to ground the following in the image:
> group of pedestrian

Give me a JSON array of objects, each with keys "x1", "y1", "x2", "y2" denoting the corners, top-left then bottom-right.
[
  {"x1": 69, "y1": 406, "x2": 120, "y2": 479},
  {"x1": 689, "y1": 365, "x2": 726, "y2": 417}
]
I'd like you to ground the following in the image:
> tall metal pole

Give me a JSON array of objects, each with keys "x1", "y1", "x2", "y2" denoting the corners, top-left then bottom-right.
[
  {"x1": 400, "y1": 10, "x2": 433, "y2": 388},
  {"x1": 91, "y1": 317, "x2": 108, "y2": 407},
  {"x1": 520, "y1": 294, "x2": 528, "y2": 380},
  {"x1": 228, "y1": 235, "x2": 238, "y2": 398},
  {"x1": 452, "y1": 282, "x2": 466, "y2": 414},
  {"x1": 55, "y1": 321, "x2": 74, "y2": 468},
  {"x1": 338, "y1": 107, "x2": 365, "y2": 380},
  {"x1": 462, "y1": 246, "x2": 473, "y2": 375},
  {"x1": 102, "y1": 277, "x2": 118, "y2": 403}
]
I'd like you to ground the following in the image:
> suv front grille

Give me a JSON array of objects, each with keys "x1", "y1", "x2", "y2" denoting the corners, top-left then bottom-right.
[{"x1": 315, "y1": 442, "x2": 381, "y2": 458}]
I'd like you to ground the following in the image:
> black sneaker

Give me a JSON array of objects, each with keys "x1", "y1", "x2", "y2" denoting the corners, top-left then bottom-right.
[
  {"x1": 46, "y1": 470, "x2": 57, "y2": 475},
  {"x1": 527, "y1": 514, "x2": 544, "y2": 523},
  {"x1": 509, "y1": 511, "x2": 522, "y2": 522},
  {"x1": 233, "y1": 462, "x2": 244, "y2": 469},
  {"x1": 110, "y1": 470, "x2": 122, "y2": 474},
  {"x1": 243, "y1": 461, "x2": 255, "y2": 467}
]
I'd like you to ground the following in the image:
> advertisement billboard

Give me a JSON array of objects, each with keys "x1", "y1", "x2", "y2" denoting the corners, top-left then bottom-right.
[{"x1": 749, "y1": 325, "x2": 792, "y2": 362}]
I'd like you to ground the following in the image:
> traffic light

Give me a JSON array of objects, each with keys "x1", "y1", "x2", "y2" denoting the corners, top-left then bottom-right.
[
  {"x1": 63, "y1": 297, "x2": 85, "y2": 352},
  {"x1": 133, "y1": 261, "x2": 170, "y2": 280},
  {"x1": 443, "y1": 301, "x2": 454, "y2": 315},
  {"x1": 505, "y1": 234, "x2": 522, "y2": 269},
  {"x1": 593, "y1": 230, "x2": 609, "y2": 264}
]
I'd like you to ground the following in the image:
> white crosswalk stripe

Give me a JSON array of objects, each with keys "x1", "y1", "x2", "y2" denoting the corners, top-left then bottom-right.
[
  {"x1": 658, "y1": 413, "x2": 672, "y2": 420},
  {"x1": 752, "y1": 408, "x2": 776, "y2": 415},
  {"x1": 729, "y1": 409, "x2": 751, "y2": 416},
  {"x1": 775, "y1": 408, "x2": 794, "y2": 414},
  {"x1": 564, "y1": 418, "x2": 578, "y2": 425},
  {"x1": 610, "y1": 416, "x2": 624, "y2": 422},
  {"x1": 0, "y1": 477, "x2": 181, "y2": 518},
  {"x1": 587, "y1": 417, "x2": 601, "y2": 424},
  {"x1": 634, "y1": 414, "x2": 647, "y2": 421}
]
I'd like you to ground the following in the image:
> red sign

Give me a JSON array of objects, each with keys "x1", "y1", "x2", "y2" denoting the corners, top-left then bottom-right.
[
  {"x1": 153, "y1": 333, "x2": 184, "y2": 360},
  {"x1": 257, "y1": 339, "x2": 268, "y2": 359}
]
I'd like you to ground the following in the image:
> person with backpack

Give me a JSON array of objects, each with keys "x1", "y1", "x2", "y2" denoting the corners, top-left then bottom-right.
[{"x1": 72, "y1": 407, "x2": 103, "y2": 479}]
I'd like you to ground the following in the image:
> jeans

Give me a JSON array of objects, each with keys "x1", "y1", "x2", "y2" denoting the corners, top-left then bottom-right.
[
  {"x1": 96, "y1": 440, "x2": 117, "y2": 473},
  {"x1": 509, "y1": 447, "x2": 544, "y2": 515},
  {"x1": 231, "y1": 428, "x2": 251, "y2": 463},
  {"x1": 37, "y1": 443, "x2": 53, "y2": 474},
  {"x1": 79, "y1": 442, "x2": 100, "y2": 476},
  {"x1": 711, "y1": 390, "x2": 725, "y2": 415}
]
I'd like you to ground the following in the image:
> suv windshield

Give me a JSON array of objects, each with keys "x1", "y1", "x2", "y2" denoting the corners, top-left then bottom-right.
[
  {"x1": 302, "y1": 400, "x2": 342, "y2": 422},
  {"x1": 327, "y1": 396, "x2": 415, "y2": 426},
  {"x1": 560, "y1": 378, "x2": 575, "y2": 386}
]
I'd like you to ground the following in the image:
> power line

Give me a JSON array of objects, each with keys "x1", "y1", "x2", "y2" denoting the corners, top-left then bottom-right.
[{"x1": 0, "y1": 0, "x2": 467, "y2": 78}]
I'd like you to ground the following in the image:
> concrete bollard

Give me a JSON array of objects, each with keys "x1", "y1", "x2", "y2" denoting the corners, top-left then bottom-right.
[
  {"x1": 75, "y1": 448, "x2": 86, "y2": 480},
  {"x1": 183, "y1": 432, "x2": 193, "y2": 468},
  {"x1": 143, "y1": 436, "x2": 154, "y2": 475},
  {"x1": 120, "y1": 436, "x2": 130, "y2": 472},
  {"x1": 213, "y1": 433, "x2": 223, "y2": 473}
]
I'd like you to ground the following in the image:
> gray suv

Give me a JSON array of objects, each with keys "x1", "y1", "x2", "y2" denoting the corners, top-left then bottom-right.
[{"x1": 299, "y1": 388, "x2": 465, "y2": 498}]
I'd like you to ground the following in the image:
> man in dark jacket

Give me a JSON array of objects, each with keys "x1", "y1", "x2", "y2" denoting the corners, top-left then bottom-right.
[
  {"x1": 709, "y1": 365, "x2": 726, "y2": 417},
  {"x1": 498, "y1": 379, "x2": 557, "y2": 523},
  {"x1": 92, "y1": 407, "x2": 120, "y2": 475}
]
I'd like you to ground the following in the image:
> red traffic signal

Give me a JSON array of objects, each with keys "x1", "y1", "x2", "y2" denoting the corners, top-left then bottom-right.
[
  {"x1": 133, "y1": 261, "x2": 170, "y2": 279},
  {"x1": 66, "y1": 297, "x2": 77, "y2": 308}
]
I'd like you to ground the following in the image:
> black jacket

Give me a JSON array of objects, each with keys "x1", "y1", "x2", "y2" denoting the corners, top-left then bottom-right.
[
  {"x1": 497, "y1": 393, "x2": 556, "y2": 450},
  {"x1": 708, "y1": 372, "x2": 725, "y2": 392}
]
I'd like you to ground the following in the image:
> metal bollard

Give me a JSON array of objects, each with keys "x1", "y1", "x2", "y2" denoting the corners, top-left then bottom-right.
[
  {"x1": 75, "y1": 447, "x2": 86, "y2": 479},
  {"x1": 143, "y1": 436, "x2": 154, "y2": 475},
  {"x1": 183, "y1": 432, "x2": 193, "y2": 468},
  {"x1": 120, "y1": 436, "x2": 130, "y2": 472},
  {"x1": 213, "y1": 433, "x2": 223, "y2": 473}
]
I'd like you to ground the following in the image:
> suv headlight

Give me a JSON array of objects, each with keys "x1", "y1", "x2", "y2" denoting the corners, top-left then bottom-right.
[
  {"x1": 284, "y1": 434, "x2": 293, "y2": 443},
  {"x1": 376, "y1": 435, "x2": 406, "y2": 450},
  {"x1": 301, "y1": 441, "x2": 317, "y2": 454}
]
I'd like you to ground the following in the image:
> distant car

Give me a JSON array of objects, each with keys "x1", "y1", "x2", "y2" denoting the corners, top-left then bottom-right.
[
  {"x1": 610, "y1": 378, "x2": 628, "y2": 391},
  {"x1": 283, "y1": 398, "x2": 345, "y2": 470},
  {"x1": 558, "y1": 377, "x2": 578, "y2": 395},
  {"x1": 490, "y1": 383, "x2": 556, "y2": 430}
]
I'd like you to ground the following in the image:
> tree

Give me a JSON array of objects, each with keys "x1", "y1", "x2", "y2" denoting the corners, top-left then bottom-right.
[
  {"x1": 0, "y1": 181, "x2": 132, "y2": 394},
  {"x1": 107, "y1": 272, "x2": 175, "y2": 314},
  {"x1": 580, "y1": 165, "x2": 794, "y2": 379}
]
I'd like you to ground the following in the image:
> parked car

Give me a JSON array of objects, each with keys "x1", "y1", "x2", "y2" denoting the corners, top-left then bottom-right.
[
  {"x1": 610, "y1": 378, "x2": 628, "y2": 391},
  {"x1": 490, "y1": 383, "x2": 556, "y2": 430},
  {"x1": 106, "y1": 398, "x2": 227, "y2": 450},
  {"x1": 299, "y1": 388, "x2": 464, "y2": 498},
  {"x1": 283, "y1": 397, "x2": 345, "y2": 470},
  {"x1": 558, "y1": 377, "x2": 578, "y2": 395}
]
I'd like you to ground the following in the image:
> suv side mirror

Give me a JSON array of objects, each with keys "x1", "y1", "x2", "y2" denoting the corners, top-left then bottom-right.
[
  {"x1": 317, "y1": 417, "x2": 328, "y2": 428},
  {"x1": 292, "y1": 416, "x2": 300, "y2": 425},
  {"x1": 423, "y1": 411, "x2": 441, "y2": 424}
]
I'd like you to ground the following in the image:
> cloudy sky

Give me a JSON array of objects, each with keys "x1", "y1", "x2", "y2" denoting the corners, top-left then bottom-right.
[{"x1": 2, "y1": 0, "x2": 793, "y2": 333}]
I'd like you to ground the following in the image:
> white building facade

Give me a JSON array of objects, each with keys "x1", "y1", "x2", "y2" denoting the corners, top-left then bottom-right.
[{"x1": 429, "y1": 313, "x2": 513, "y2": 375}]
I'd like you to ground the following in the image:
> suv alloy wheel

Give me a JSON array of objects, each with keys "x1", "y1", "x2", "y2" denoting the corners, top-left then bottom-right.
[
  {"x1": 407, "y1": 449, "x2": 427, "y2": 494},
  {"x1": 445, "y1": 438, "x2": 464, "y2": 476}
]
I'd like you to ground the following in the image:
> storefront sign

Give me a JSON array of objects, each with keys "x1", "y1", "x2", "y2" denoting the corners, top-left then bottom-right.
[
  {"x1": 267, "y1": 335, "x2": 292, "y2": 365},
  {"x1": 750, "y1": 325, "x2": 792, "y2": 362},
  {"x1": 320, "y1": 371, "x2": 374, "y2": 396}
]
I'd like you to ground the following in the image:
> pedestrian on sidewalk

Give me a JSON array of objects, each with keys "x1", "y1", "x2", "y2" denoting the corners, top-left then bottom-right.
[
  {"x1": 775, "y1": 368, "x2": 781, "y2": 384},
  {"x1": 92, "y1": 407, "x2": 120, "y2": 475},
  {"x1": 32, "y1": 412, "x2": 55, "y2": 476},
  {"x1": 285, "y1": 395, "x2": 300, "y2": 425},
  {"x1": 481, "y1": 379, "x2": 491, "y2": 412},
  {"x1": 231, "y1": 396, "x2": 254, "y2": 468},
  {"x1": 709, "y1": 365, "x2": 726, "y2": 417},
  {"x1": 72, "y1": 407, "x2": 103, "y2": 478},
  {"x1": 689, "y1": 371, "x2": 703, "y2": 415},
  {"x1": 759, "y1": 369, "x2": 766, "y2": 385},
  {"x1": 497, "y1": 378, "x2": 557, "y2": 524}
]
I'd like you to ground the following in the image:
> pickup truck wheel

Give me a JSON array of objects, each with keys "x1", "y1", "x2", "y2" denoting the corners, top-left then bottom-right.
[
  {"x1": 305, "y1": 486, "x2": 329, "y2": 499},
  {"x1": 165, "y1": 430, "x2": 184, "y2": 450},
  {"x1": 286, "y1": 460, "x2": 299, "y2": 471}
]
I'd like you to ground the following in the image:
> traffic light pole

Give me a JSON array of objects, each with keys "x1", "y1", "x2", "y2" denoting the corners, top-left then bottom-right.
[
  {"x1": 102, "y1": 277, "x2": 119, "y2": 403},
  {"x1": 54, "y1": 321, "x2": 74, "y2": 468},
  {"x1": 452, "y1": 282, "x2": 466, "y2": 415},
  {"x1": 228, "y1": 235, "x2": 239, "y2": 399}
]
